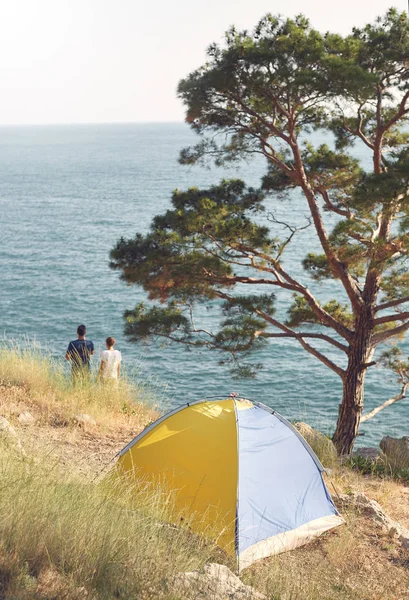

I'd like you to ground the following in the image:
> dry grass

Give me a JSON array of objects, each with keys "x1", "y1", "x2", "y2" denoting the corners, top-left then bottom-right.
[
  {"x1": 0, "y1": 440, "x2": 219, "y2": 600},
  {"x1": 1, "y1": 344, "x2": 409, "y2": 599},
  {"x1": 0, "y1": 342, "x2": 158, "y2": 434},
  {"x1": 329, "y1": 465, "x2": 409, "y2": 529},
  {"x1": 244, "y1": 506, "x2": 409, "y2": 600},
  {"x1": 241, "y1": 429, "x2": 409, "y2": 599}
]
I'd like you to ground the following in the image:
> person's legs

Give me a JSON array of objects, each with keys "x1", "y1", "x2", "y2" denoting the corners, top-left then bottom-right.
[{"x1": 71, "y1": 365, "x2": 91, "y2": 385}]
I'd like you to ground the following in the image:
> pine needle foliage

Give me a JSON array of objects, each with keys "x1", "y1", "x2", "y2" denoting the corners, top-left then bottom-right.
[{"x1": 111, "y1": 10, "x2": 409, "y2": 454}]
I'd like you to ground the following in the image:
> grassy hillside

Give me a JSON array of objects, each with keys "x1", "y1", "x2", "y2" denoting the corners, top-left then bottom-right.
[
  {"x1": 0, "y1": 346, "x2": 408, "y2": 599},
  {"x1": 0, "y1": 342, "x2": 158, "y2": 432}
]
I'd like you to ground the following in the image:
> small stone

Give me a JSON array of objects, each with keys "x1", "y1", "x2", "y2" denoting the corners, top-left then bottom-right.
[
  {"x1": 0, "y1": 416, "x2": 11, "y2": 431},
  {"x1": 18, "y1": 411, "x2": 35, "y2": 425},
  {"x1": 0, "y1": 416, "x2": 26, "y2": 455},
  {"x1": 173, "y1": 563, "x2": 266, "y2": 599},
  {"x1": 401, "y1": 536, "x2": 409, "y2": 550},
  {"x1": 74, "y1": 414, "x2": 97, "y2": 427},
  {"x1": 6, "y1": 403, "x2": 24, "y2": 416}
]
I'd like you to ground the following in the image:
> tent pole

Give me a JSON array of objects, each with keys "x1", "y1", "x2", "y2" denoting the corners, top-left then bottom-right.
[{"x1": 233, "y1": 397, "x2": 241, "y2": 574}]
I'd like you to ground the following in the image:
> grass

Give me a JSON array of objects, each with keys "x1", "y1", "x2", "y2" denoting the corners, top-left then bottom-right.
[
  {"x1": 346, "y1": 455, "x2": 409, "y2": 484},
  {"x1": 243, "y1": 499, "x2": 409, "y2": 600},
  {"x1": 0, "y1": 440, "x2": 219, "y2": 600},
  {"x1": 0, "y1": 343, "x2": 408, "y2": 599},
  {"x1": 2, "y1": 440, "x2": 406, "y2": 600},
  {"x1": 0, "y1": 341, "x2": 158, "y2": 432}
]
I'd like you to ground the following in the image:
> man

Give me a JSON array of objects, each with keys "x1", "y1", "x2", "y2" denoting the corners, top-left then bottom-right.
[{"x1": 65, "y1": 324, "x2": 95, "y2": 380}]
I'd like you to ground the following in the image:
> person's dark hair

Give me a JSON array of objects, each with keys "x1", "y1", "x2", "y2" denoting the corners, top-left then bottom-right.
[
  {"x1": 77, "y1": 324, "x2": 86, "y2": 336},
  {"x1": 106, "y1": 337, "x2": 115, "y2": 347}
]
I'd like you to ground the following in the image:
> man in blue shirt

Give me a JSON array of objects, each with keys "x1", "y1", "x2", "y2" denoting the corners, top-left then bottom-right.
[{"x1": 65, "y1": 324, "x2": 95, "y2": 379}]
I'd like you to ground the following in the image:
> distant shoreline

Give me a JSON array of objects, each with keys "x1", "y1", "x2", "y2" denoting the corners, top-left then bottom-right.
[{"x1": 0, "y1": 120, "x2": 187, "y2": 128}]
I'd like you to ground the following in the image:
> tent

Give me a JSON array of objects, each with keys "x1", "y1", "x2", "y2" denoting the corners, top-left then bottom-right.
[{"x1": 116, "y1": 397, "x2": 344, "y2": 570}]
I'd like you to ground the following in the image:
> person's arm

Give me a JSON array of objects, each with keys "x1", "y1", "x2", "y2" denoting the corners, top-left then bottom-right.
[
  {"x1": 65, "y1": 342, "x2": 73, "y2": 361},
  {"x1": 90, "y1": 341, "x2": 95, "y2": 356},
  {"x1": 97, "y1": 357, "x2": 106, "y2": 381},
  {"x1": 117, "y1": 352, "x2": 122, "y2": 379}
]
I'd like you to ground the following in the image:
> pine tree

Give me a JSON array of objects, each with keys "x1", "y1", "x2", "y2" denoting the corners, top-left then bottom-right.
[{"x1": 111, "y1": 10, "x2": 409, "y2": 454}]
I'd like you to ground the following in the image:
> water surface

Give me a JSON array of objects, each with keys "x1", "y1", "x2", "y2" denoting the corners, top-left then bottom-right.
[{"x1": 0, "y1": 123, "x2": 407, "y2": 444}]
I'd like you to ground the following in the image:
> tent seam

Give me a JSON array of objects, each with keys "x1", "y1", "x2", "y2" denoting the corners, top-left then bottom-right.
[
  {"x1": 233, "y1": 398, "x2": 240, "y2": 573},
  {"x1": 252, "y1": 401, "x2": 325, "y2": 473}
]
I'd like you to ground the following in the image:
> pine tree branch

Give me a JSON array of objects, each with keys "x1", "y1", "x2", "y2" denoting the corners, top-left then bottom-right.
[
  {"x1": 375, "y1": 296, "x2": 409, "y2": 312},
  {"x1": 235, "y1": 243, "x2": 353, "y2": 340},
  {"x1": 382, "y1": 90, "x2": 409, "y2": 131},
  {"x1": 212, "y1": 266, "x2": 353, "y2": 341},
  {"x1": 343, "y1": 123, "x2": 374, "y2": 150},
  {"x1": 295, "y1": 337, "x2": 345, "y2": 379},
  {"x1": 339, "y1": 102, "x2": 375, "y2": 149},
  {"x1": 288, "y1": 137, "x2": 364, "y2": 313},
  {"x1": 361, "y1": 382, "x2": 409, "y2": 423},
  {"x1": 374, "y1": 311, "x2": 409, "y2": 326},
  {"x1": 373, "y1": 320, "x2": 409, "y2": 345},
  {"x1": 259, "y1": 331, "x2": 348, "y2": 353},
  {"x1": 214, "y1": 290, "x2": 345, "y2": 378},
  {"x1": 256, "y1": 310, "x2": 345, "y2": 378},
  {"x1": 318, "y1": 187, "x2": 353, "y2": 219},
  {"x1": 225, "y1": 91, "x2": 292, "y2": 144}
]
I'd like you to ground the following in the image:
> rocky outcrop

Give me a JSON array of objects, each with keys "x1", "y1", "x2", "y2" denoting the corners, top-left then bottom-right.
[
  {"x1": 352, "y1": 447, "x2": 383, "y2": 461},
  {"x1": 380, "y1": 436, "x2": 409, "y2": 470},
  {"x1": 339, "y1": 492, "x2": 409, "y2": 550},
  {"x1": 173, "y1": 563, "x2": 266, "y2": 600},
  {"x1": 294, "y1": 422, "x2": 337, "y2": 467}
]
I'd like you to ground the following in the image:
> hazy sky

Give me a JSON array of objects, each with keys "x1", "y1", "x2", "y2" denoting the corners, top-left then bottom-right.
[{"x1": 0, "y1": 0, "x2": 407, "y2": 125}]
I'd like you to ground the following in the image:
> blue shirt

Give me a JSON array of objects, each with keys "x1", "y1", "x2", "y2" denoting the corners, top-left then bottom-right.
[{"x1": 67, "y1": 339, "x2": 94, "y2": 369}]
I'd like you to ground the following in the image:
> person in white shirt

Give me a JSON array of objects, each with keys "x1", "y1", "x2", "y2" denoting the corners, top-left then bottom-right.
[{"x1": 98, "y1": 337, "x2": 122, "y2": 382}]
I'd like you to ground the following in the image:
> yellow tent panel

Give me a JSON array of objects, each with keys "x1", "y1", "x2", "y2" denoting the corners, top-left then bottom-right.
[
  {"x1": 117, "y1": 399, "x2": 238, "y2": 552},
  {"x1": 116, "y1": 397, "x2": 344, "y2": 569}
]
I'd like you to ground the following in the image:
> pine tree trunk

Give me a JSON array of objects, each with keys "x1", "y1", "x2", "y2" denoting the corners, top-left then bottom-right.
[
  {"x1": 332, "y1": 320, "x2": 374, "y2": 455},
  {"x1": 332, "y1": 360, "x2": 366, "y2": 455}
]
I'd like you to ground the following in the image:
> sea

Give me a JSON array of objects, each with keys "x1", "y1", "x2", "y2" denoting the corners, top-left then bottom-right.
[{"x1": 0, "y1": 122, "x2": 407, "y2": 445}]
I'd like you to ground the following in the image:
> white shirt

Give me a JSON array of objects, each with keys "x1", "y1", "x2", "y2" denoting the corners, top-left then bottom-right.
[{"x1": 100, "y1": 349, "x2": 122, "y2": 379}]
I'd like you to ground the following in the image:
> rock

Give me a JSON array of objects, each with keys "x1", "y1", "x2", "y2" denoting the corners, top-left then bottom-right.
[
  {"x1": 380, "y1": 436, "x2": 409, "y2": 470},
  {"x1": 0, "y1": 416, "x2": 11, "y2": 431},
  {"x1": 353, "y1": 447, "x2": 382, "y2": 461},
  {"x1": 339, "y1": 492, "x2": 409, "y2": 550},
  {"x1": 173, "y1": 563, "x2": 266, "y2": 600},
  {"x1": 0, "y1": 416, "x2": 26, "y2": 455},
  {"x1": 6, "y1": 403, "x2": 25, "y2": 416},
  {"x1": 294, "y1": 422, "x2": 337, "y2": 467},
  {"x1": 18, "y1": 411, "x2": 35, "y2": 425},
  {"x1": 74, "y1": 414, "x2": 97, "y2": 427}
]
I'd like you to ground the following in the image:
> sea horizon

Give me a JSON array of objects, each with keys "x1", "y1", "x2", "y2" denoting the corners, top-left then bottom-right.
[{"x1": 1, "y1": 121, "x2": 407, "y2": 446}]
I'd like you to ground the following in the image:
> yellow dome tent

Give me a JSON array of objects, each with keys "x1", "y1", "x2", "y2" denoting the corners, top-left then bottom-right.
[{"x1": 116, "y1": 397, "x2": 343, "y2": 570}]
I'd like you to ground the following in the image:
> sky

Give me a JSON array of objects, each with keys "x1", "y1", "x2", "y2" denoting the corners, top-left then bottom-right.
[{"x1": 0, "y1": 0, "x2": 408, "y2": 125}]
